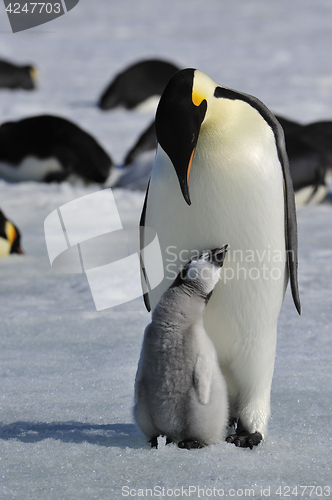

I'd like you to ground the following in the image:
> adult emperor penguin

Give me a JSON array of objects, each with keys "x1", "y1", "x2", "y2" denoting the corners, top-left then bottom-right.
[
  {"x1": 140, "y1": 68, "x2": 301, "y2": 448},
  {"x1": 134, "y1": 246, "x2": 229, "y2": 450}
]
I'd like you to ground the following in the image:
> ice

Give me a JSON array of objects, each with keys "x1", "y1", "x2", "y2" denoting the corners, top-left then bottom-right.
[{"x1": 0, "y1": 0, "x2": 331, "y2": 498}]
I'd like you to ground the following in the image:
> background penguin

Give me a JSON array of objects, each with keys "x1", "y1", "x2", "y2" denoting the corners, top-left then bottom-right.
[
  {"x1": 0, "y1": 115, "x2": 113, "y2": 184},
  {"x1": 134, "y1": 246, "x2": 229, "y2": 450},
  {"x1": 123, "y1": 121, "x2": 156, "y2": 166},
  {"x1": 98, "y1": 59, "x2": 179, "y2": 111},
  {"x1": 140, "y1": 68, "x2": 301, "y2": 448},
  {"x1": 286, "y1": 120, "x2": 332, "y2": 204},
  {"x1": 0, "y1": 59, "x2": 37, "y2": 90},
  {"x1": 0, "y1": 209, "x2": 23, "y2": 257}
]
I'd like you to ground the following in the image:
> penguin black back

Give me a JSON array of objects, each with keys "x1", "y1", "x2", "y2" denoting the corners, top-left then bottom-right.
[
  {"x1": 279, "y1": 119, "x2": 331, "y2": 194},
  {"x1": 123, "y1": 120, "x2": 156, "y2": 166},
  {"x1": 99, "y1": 59, "x2": 180, "y2": 110},
  {"x1": 0, "y1": 115, "x2": 113, "y2": 184},
  {"x1": 0, "y1": 59, "x2": 37, "y2": 90}
]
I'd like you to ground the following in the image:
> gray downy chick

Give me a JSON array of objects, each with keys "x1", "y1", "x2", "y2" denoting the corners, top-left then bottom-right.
[{"x1": 134, "y1": 245, "x2": 229, "y2": 449}]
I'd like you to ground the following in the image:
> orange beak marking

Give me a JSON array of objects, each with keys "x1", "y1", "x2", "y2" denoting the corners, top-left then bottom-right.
[{"x1": 187, "y1": 148, "x2": 195, "y2": 186}]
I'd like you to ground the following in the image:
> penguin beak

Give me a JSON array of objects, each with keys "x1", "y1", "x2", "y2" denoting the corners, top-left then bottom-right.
[
  {"x1": 171, "y1": 98, "x2": 207, "y2": 206},
  {"x1": 210, "y1": 245, "x2": 228, "y2": 268},
  {"x1": 155, "y1": 68, "x2": 207, "y2": 206},
  {"x1": 181, "y1": 147, "x2": 196, "y2": 206}
]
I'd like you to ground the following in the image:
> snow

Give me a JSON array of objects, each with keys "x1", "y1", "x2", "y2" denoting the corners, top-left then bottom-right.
[{"x1": 0, "y1": 0, "x2": 331, "y2": 498}]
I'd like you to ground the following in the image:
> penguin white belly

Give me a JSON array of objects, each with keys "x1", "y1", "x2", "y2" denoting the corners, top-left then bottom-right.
[
  {"x1": 135, "y1": 95, "x2": 160, "y2": 113},
  {"x1": 0, "y1": 156, "x2": 63, "y2": 182},
  {"x1": 295, "y1": 185, "x2": 328, "y2": 205},
  {"x1": 145, "y1": 142, "x2": 287, "y2": 436}
]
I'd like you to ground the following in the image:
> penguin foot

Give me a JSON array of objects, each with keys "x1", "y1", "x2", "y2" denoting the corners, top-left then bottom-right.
[
  {"x1": 150, "y1": 436, "x2": 158, "y2": 448},
  {"x1": 226, "y1": 431, "x2": 262, "y2": 449},
  {"x1": 178, "y1": 440, "x2": 205, "y2": 450},
  {"x1": 166, "y1": 436, "x2": 173, "y2": 445}
]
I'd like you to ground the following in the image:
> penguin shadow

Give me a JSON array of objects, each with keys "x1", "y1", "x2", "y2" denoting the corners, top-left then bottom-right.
[{"x1": 0, "y1": 421, "x2": 145, "y2": 449}]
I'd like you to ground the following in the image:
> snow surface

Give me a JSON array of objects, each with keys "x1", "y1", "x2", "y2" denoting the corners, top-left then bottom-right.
[{"x1": 0, "y1": 0, "x2": 331, "y2": 498}]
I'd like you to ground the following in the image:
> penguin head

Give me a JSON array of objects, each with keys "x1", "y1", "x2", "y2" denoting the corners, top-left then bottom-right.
[
  {"x1": 178, "y1": 245, "x2": 228, "y2": 296},
  {"x1": 155, "y1": 68, "x2": 272, "y2": 205},
  {"x1": 0, "y1": 211, "x2": 23, "y2": 257},
  {"x1": 155, "y1": 68, "x2": 207, "y2": 205}
]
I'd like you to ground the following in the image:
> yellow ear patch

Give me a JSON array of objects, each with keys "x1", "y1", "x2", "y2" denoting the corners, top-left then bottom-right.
[
  {"x1": 5, "y1": 221, "x2": 17, "y2": 245},
  {"x1": 192, "y1": 91, "x2": 205, "y2": 107},
  {"x1": 30, "y1": 67, "x2": 39, "y2": 81}
]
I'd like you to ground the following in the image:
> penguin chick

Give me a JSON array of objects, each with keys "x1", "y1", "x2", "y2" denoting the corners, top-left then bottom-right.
[
  {"x1": 134, "y1": 246, "x2": 229, "y2": 450},
  {"x1": 0, "y1": 210, "x2": 23, "y2": 257}
]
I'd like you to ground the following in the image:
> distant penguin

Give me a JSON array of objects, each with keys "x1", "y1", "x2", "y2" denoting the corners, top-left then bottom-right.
[
  {"x1": 0, "y1": 115, "x2": 113, "y2": 184},
  {"x1": 0, "y1": 59, "x2": 37, "y2": 90},
  {"x1": 0, "y1": 210, "x2": 23, "y2": 257},
  {"x1": 140, "y1": 69, "x2": 301, "y2": 448},
  {"x1": 274, "y1": 115, "x2": 302, "y2": 136},
  {"x1": 124, "y1": 121, "x2": 156, "y2": 166},
  {"x1": 134, "y1": 246, "x2": 229, "y2": 450},
  {"x1": 280, "y1": 119, "x2": 331, "y2": 204},
  {"x1": 98, "y1": 59, "x2": 179, "y2": 111}
]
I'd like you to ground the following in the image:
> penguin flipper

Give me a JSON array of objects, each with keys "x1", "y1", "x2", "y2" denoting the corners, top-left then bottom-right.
[
  {"x1": 273, "y1": 118, "x2": 301, "y2": 314},
  {"x1": 281, "y1": 150, "x2": 301, "y2": 314},
  {"x1": 193, "y1": 353, "x2": 213, "y2": 405},
  {"x1": 140, "y1": 180, "x2": 152, "y2": 312}
]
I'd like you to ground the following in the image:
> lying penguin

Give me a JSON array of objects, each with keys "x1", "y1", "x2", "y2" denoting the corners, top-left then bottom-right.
[
  {"x1": 134, "y1": 246, "x2": 229, "y2": 450},
  {"x1": 98, "y1": 59, "x2": 179, "y2": 111},
  {"x1": 0, "y1": 209, "x2": 23, "y2": 257},
  {"x1": 287, "y1": 120, "x2": 332, "y2": 204},
  {"x1": 0, "y1": 115, "x2": 113, "y2": 184},
  {"x1": 0, "y1": 59, "x2": 37, "y2": 90}
]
